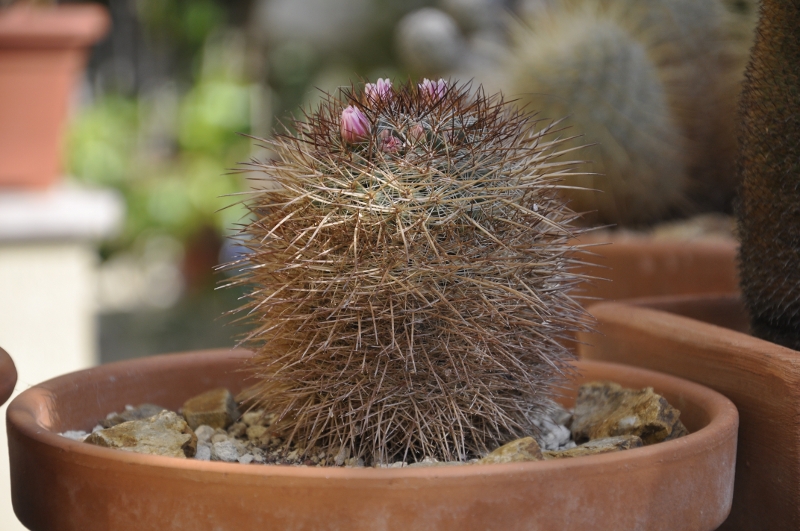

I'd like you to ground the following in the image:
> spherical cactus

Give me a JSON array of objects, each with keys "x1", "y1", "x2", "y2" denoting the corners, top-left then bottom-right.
[
  {"x1": 507, "y1": 0, "x2": 753, "y2": 225},
  {"x1": 228, "y1": 79, "x2": 592, "y2": 464}
]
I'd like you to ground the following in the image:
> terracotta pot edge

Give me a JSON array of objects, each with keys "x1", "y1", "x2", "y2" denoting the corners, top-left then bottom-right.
[
  {"x1": 575, "y1": 234, "x2": 738, "y2": 251},
  {"x1": 0, "y1": 4, "x2": 110, "y2": 48},
  {"x1": 585, "y1": 296, "x2": 800, "y2": 362}
]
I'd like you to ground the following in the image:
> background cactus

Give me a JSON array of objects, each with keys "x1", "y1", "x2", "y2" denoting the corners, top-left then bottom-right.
[
  {"x1": 507, "y1": 0, "x2": 755, "y2": 225},
  {"x1": 737, "y1": 0, "x2": 800, "y2": 350},
  {"x1": 228, "y1": 79, "x2": 591, "y2": 464}
]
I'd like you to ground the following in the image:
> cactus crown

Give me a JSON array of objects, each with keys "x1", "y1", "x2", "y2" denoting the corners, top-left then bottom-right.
[{"x1": 228, "y1": 79, "x2": 591, "y2": 463}]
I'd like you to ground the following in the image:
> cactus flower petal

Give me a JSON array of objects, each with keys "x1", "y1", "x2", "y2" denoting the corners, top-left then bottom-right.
[
  {"x1": 340, "y1": 106, "x2": 370, "y2": 143},
  {"x1": 365, "y1": 78, "x2": 393, "y2": 103},
  {"x1": 419, "y1": 78, "x2": 447, "y2": 100}
]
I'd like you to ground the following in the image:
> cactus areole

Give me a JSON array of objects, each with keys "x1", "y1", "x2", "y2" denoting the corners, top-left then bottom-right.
[
  {"x1": 227, "y1": 79, "x2": 592, "y2": 464},
  {"x1": 737, "y1": 1, "x2": 800, "y2": 351}
]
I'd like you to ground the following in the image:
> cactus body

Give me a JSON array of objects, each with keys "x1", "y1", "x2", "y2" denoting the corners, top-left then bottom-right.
[
  {"x1": 229, "y1": 80, "x2": 591, "y2": 463},
  {"x1": 737, "y1": 0, "x2": 800, "y2": 350},
  {"x1": 509, "y1": 0, "x2": 754, "y2": 225}
]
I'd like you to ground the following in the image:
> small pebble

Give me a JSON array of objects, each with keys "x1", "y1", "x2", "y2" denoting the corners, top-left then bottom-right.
[
  {"x1": 246, "y1": 425, "x2": 268, "y2": 441},
  {"x1": 194, "y1": 425, "x2": 215, "y2": 444},
  {"x1": 242, "y1": 410, "x2": 272, "y2": 427},
  {"x1": 228, "y1": 421, "x2": 247, "y2": 438},
  {"x1": 195, "y1": 443, "x2": 212, "y2": 461},
  {"x1": 407, "y1": 457, "x2": 440, "y2": 468},
  {"x1": 212, "y1": 440, "x2": 240, "y2": 462},
  {"x1": 60, "y1": 430, "x2": 88, "y2": 441},
  {"x1": 211, "y1": 433, "x2": 229, "y2": 444}
]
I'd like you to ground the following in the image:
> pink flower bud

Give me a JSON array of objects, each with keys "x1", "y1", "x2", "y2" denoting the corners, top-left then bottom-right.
[
  {"x1": 340, "y1": 105, "x2": 370, "y2": 144},
  {"x1": 418, "y1": 78, "x2": 447, "y2": 100},
  {"x1": 365, "y1": 78, "x2": 393, "y2": 104},
  {"x1": 378, "y1": 129, "x2": 402, "y2": 153},
  {"x1": 408, "y1": 123, "x2": 425, "y2": 143}
]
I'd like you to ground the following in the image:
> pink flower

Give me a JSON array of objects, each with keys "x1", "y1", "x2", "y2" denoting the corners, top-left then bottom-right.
[
  {"x1": 340, "y1": 106, "x2": 370, "y2": 144},
  {"x1": 418, "y1": 78, "x2": 447, "y2": 101},
  {"x1": 365, "y1": 78, "x2": 393, "y2": 104}
]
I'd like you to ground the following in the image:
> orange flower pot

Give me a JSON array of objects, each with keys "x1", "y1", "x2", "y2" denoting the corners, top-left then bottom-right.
[
  {"x1": 0, "y1": 5, "x2": 109, "y2": 189},
  {"x1": 7, "y1": 349, "x2": 737, "y2": 531},
  {"x1": 573, "y1": 235, "x2": 738, "y2": 302},
  {"x1": 581, "y1": 294, "x2": 799, "y2": 530}
]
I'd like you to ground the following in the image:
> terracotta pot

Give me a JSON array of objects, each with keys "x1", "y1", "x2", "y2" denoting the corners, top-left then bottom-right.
[
  {"x1": 7, "y1": 350, "x2": 737, "y2": 531},
  {"x1": 573, "y1": 235, "x2": 738, "y2": 302},
  {"x1": 0, "y1": 346, "x2": 17, "y2": 406},
  {"x1": 579, "y1": 294, "x2": 798, "y2": 530},
  {"x1": 0, "y1": 5, "x2": 109, "y2": 189}
]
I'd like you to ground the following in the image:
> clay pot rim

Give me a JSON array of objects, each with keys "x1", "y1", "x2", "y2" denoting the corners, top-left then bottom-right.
[
  {"x1": 573, "y1": 233, "x2": 737, "y2": 249},
  {"x1": 8, "y1": 350, "x2": 738, "y2": 480},
  {"x1": 587, "y1": 293, "x2": 800, "y2": 364},
  {"x1": 0, "y1": 4, "x2": 110, "y2": 49}
]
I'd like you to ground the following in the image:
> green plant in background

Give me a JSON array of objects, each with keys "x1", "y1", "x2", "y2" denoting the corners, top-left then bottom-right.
[
  {"x1": 737, "y1": 0, "x2": 800, "y2": 350},
  {"x1": 507, "y1": 0, "x2": 756, "y2": 226},
  {"x1": 228, "y1": 79, "x2": 591, "y2": 463},
  {"x1": 66, "y1": 17, "x2": 252, "y2": 276}
]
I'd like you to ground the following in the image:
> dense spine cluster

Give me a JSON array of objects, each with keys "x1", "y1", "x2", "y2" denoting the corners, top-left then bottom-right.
[
  {"x1": 228, "y1": 79, "x2": 591, "y2": 463},
  {"x1": 737, "y1": 0, "x2": 800, "y2": 350}
]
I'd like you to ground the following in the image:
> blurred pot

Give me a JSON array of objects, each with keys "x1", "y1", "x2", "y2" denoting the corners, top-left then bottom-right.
[
  {"x1": 7, "y1": 349, "x2": 737, "y2": 531},
  {"x1": 0, "y1": 346, "x2": 16, "y2": 406},
  {"x1": 0, "y1": 4, "x2": 109, "y2": 189},
  {"x1": 573, "y1": 235, "x2": 738, "y2": 302}
]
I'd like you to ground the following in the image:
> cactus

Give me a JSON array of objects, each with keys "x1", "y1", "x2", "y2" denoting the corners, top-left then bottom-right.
[
  {"x1": 736, "y1": 0, "x2": 800, "y2": 350},
  {"x1": 227, "y1": 79, "x2": 591, "y2": 464},
  {"x1": 507, "y1": 0, "x2": 754, "y2": 225}
]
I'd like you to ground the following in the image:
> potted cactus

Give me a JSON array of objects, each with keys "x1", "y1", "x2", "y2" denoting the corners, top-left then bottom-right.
[
  {"x1": 581, "y1": 2, "x2": 800, "y2": 528},
  {"x1": 502, "y1": 0, "x2": 754, "y2": 305},
  {"x1": 6, "y1": 79, "x2": 739, "y2": 530}
]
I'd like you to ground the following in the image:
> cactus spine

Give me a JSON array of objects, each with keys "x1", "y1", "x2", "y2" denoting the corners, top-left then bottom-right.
[
  {"x1": 228, "y1": 79, "x2": 591, "y2": 464},
  {"x1": 737, "y1": 0, "x2": 800, "y2": 350}
]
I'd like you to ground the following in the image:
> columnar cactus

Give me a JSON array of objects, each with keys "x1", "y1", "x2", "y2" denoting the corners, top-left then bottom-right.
[
  {"x1": 737, "y1": 0, "x2": 800, "y2": 350},
  {"x1": 229, "y1": 79, "x2": 591, "y2": 463}
]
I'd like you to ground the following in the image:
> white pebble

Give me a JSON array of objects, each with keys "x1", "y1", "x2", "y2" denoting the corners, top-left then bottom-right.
[
  {"x1": 212, "y1": 440, "x2": 240, "y2": 462},
  {"x1": 195, "y1": 443, "x2": 212, "y2": 461},
  {"x1": 210, "y1": 433, "x2": 230, "y2": 444},
  {"x1": 194, "y1": 425, "x2": 215, "y2": 444},
  {"x1": 238, "y1": 454, "x2": 255, "y2": 464},
  {"x1": 60, "y1": 430, "x2": 88, "y2": 441}
]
